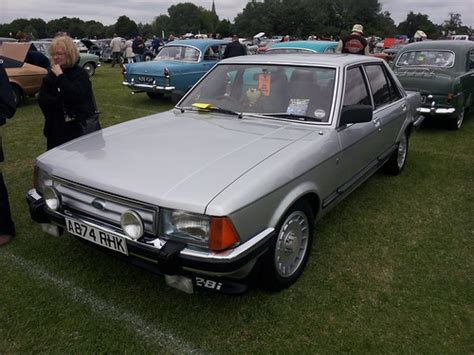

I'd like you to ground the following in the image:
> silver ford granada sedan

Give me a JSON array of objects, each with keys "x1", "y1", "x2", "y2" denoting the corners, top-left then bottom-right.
[{"x1": 27, "y1": 54, "x2": 423, "y2": 294}]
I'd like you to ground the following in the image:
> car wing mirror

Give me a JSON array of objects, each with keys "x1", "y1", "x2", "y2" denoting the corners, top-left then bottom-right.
[{"x1": 339, "y1": 105, "x2": 373, "y2": 126}]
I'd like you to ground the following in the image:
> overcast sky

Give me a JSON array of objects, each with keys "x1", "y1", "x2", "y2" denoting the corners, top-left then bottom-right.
[{"x1": 1, "y1": 0, "x2": 473, "y2": 28}]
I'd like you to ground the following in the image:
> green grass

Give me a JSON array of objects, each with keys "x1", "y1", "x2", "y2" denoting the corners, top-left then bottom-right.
[{"x1": 1, "y1": 65, "x2": 472, "y2": 353}]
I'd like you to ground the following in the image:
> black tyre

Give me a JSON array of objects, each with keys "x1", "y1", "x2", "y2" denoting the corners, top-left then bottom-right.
[
  {"x1": 83, "y1": 62, "x2": 95, "y2": 76},
  {"x1": 146, "y1": 92, "x2": 164, "y2": 100},
  {"x1": 261, "y1": 201, "x2": 314, "y2": 291},
  {"x1": 383, "y1": 130, "x2": 409, "y2": 175},
  {"x1": 144, "y1": 54, "x2": 153, "y2": 61},
  {"x1": 446, "y1": 107, "x2": 464, "y2": 130}
]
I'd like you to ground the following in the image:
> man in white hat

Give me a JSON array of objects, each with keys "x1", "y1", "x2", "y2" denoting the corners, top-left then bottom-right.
[{"x1": 336, "y1": 24, "x2": 369, "y2": 55}]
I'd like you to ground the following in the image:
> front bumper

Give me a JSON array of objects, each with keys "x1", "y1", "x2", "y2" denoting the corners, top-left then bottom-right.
[
  {"x1": 122, "y1": 80, "x2": 175, "y2": 93},
  {"x1": 26, "y1": 189, "x2": 274, "y2": 294}
]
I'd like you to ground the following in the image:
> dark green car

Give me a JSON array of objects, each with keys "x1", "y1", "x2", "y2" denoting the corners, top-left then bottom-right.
[{"x1": 393, "y1": 40, "x2": 474, "y2": 129}]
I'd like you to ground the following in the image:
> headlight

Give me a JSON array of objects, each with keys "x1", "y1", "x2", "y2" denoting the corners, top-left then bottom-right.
[
  {"x1": 160, "y1": 209, "x2": 240, "y2": 251},
  {"x1": 161, "y1": 209, "x2": 211, "y2": 245},
  {"x1": 120, "y1": 210, "x2": 144, "y2": 240},
  {"x1": 34, "y1": 165, "x2": 52, "y2": 195},
  {"x1": 43, "y1": 186, "x2": 61, "y2": 211}
]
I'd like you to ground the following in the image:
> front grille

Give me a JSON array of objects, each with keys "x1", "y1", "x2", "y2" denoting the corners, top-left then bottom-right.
[{"x1": 53, "y1": 177, "x2": 158, "y2": 234}]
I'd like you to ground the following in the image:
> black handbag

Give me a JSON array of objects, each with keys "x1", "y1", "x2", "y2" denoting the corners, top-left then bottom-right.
[
  {"x1": 64, "y1": 92, "x2": 101, "y2": 135},
  {"x1": 78, "y1": 112, "x2": 101, "y2": 135}
]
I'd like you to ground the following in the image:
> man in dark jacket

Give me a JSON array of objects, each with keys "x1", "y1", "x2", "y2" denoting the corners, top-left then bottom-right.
[
  {"x1": 0, "y1": 60, "x2": 17, "y2": 246},
  {"x1": 132, "y1": 35, "x2": 145, "y2": 62},
  {"x1": 223, "y1": 35, "x2": 247, "y2": 59},
  {"x1": 336, "y1": 24, "x2": 369, "y2": 55}
]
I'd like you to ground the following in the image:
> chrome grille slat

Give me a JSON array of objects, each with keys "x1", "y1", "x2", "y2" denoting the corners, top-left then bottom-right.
[{"x1": 53, "y1": 177, "x2": 158, "y2": 234}]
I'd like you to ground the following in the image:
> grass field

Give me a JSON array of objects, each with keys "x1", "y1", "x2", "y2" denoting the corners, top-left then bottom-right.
[{"x1": 1, "y1": 65, "x2": 472, "y2": 353}]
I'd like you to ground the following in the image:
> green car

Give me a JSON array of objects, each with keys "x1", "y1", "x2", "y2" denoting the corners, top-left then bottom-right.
[
  {"x1": 33, "y1": 41, "x2": 101, "y2": 76},
  {"x1": 393, "y1": 40, "x2": 474, "y2": 129}
]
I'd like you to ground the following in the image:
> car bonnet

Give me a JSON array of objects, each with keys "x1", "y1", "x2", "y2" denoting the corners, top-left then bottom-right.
[{"x1": 36, "y1": 112, "x2": 312, "y2": 214}]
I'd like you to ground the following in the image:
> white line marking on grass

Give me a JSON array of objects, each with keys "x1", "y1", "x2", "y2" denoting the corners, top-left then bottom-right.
[{"x1": 1, "y1": 252, "x2": 204, "y2": 355}]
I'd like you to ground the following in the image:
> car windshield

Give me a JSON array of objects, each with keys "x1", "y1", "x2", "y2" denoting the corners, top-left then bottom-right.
[
  {"x1": 154, "y1": 45, "x2": 200, "y2": 62},
  {"x1": 180, "y1": 64, "x2": 336, "y2": 122},
  {"x1": 396, "y1": 50, "x2": 455, "y2": 68}
]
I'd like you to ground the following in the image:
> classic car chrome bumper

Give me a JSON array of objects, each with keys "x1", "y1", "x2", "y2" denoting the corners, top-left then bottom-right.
[
  {"x1": 26, "y1": 189, "x2": 274, "y2": 294},
  {"x1": 122, "y1": 81, "x2": 175, "y2": 92},
  {"x1": 416, "y1": 100, "x2": 456, "y2": 115}
]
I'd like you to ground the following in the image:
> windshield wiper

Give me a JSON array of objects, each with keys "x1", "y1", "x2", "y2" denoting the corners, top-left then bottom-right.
[
  {"x1": 180, "y1": 105, "x2": 243, "y2": 118},
  {"x1": 263, "y1": 113, "x2": 322, "y2": 122}
]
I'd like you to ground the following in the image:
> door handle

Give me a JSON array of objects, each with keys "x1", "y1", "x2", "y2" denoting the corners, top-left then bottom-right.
[{"x1": 401, "y1": 103, "x2": 407, "y2": 111}]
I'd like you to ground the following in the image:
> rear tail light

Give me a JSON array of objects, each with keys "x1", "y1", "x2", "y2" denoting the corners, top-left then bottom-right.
[{"x1": 447, "y1": 93, "x2": 453, "y2": 104}]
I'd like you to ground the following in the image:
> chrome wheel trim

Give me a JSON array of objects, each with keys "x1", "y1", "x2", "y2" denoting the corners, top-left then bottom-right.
[
  {"x1": 275, "y1": 211, "x2": 309, "y2": 278},
  {"x1": 397, "y1": 133, "x2": 408, "y2": 169}
]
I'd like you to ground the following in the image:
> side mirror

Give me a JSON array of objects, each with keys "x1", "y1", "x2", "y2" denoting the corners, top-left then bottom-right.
[{"x1": 339, "y1": 105, "x2": 373, "y2": 126}]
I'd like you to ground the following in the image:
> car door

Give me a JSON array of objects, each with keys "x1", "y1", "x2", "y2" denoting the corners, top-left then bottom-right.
[
  {"x1": 363, "y1": 63, "x2": 406, "y2": 157},
  {"x1": 335, "y1": 65, "x2": 381, "y2": 195}
]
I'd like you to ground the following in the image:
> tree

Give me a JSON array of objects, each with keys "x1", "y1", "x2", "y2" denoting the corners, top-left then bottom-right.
[
  {"x1": 443, "y1": 13, "x2": 463, "y2": 35},
  {"x1": 113, "y1": 15, "x2": 139, "y2": 37},
  {"x1": 397, "y1": 11, "x2": 439, "y2": 39},
  {"x1": 167, "y1": 3, "x2": 202, "y2": 35}
]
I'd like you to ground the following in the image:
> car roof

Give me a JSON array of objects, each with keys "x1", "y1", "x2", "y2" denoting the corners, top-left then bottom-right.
[
  {"x1": 220, "y1": 53, "x2": 383, "y2": 67},
  {"x1": 268, "y1": 40, "x2": 337, "y2": 51},
  {"x1": 165, "y1": 39, "x2": 230, "y2": 50},
  {"x1": 400, "y1": 40, "x2": 474, "y2": 51}
]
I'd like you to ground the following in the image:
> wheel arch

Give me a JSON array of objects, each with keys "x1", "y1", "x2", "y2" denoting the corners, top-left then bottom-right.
[{"x1": 268, "y1": 183, "x2": 321, "y2": 229}]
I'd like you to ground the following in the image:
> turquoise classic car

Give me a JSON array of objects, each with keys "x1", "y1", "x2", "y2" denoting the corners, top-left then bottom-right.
[
  {"x1": 265, "y1": 40, "x2": 338, "y2": 54},
  {"x1": 393, "y1": 40, "x2": 474, "y2": 129},
  {"x1": 122, "y1": 39, "x2": 230, "y2": 102}
]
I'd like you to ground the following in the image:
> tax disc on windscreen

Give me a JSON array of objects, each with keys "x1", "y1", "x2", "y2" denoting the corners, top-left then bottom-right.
[{"x1": 314, "y1": 109, "x2": 326, "y2": 119}]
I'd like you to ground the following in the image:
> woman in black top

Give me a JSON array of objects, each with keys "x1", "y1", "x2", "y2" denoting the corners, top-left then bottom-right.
[{"x1": 38, "y1": 36, "x2": 96, "y2": 150}]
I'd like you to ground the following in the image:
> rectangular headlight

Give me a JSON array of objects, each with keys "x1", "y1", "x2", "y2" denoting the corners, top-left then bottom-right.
[{"x1": 160, "y1": 209, "x2": 211, "y2": 246}]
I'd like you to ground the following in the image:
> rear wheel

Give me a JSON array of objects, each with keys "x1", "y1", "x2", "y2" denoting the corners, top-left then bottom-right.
[
  {"x1": 384, "y1": 130, "x2": 409, "y2": 175},
  {"x1": 83, "y1": 62, "x2": 95, "y2": 76},
  {"x1": 144, "y1": 53, "x2": 153, "y2": 61},
  {"x1": 261, "y1": 201, "x2": 314, "y2": 291},
  {"x1": 447, "y1": 107, "x2": 464, "y2": 130},
  {"x1": 146, "y1": 92, "x2": 164, "y2": 100}
]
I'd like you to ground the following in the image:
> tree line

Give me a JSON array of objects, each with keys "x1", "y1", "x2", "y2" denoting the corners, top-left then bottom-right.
[{"x1": 0, "y1": 0, "x2": 471, "y2": 40}]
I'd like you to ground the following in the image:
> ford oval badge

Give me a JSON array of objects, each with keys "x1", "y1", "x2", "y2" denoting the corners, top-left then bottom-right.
[{"x1": 91, "y1": 198, "x2": 106, "y2": 211}]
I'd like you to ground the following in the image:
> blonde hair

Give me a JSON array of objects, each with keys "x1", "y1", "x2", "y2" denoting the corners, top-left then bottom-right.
[{"x1": 49, "y1": 36, "x2": 79, "y2": 68}]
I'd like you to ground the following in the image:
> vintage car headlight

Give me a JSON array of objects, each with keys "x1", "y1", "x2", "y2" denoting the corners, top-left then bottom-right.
[
  {"x1": 33, "y1": 165, "x2": 53, "y2": 195},
  {"x1": 161, "y1": 209, "x2": 210, "y2": 245},
  {"x1": 43, "y1": 186, "x2": 61, "y2": 211},
  {"x1": 160, "y1": 209, "x2": 240, "y2": 251},
  {"x1": 120, "y1": 210, "x2": 144, "y2": 240}
]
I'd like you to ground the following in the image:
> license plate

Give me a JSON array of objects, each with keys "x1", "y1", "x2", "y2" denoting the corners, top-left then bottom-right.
[
  {"x1": 137, "y1": 76, "x2": 153, "y2": 83},
  {"x1": 65, "y1": 217, "x2": 128, "y2": 255}
]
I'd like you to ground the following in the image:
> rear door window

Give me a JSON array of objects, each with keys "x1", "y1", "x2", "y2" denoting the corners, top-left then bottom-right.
[
  {"x1": 364, "y1": 64, "x2": 392, "y2": 109},
  {"x1": 343, "y1": 67, "x2": 371, "y2": 106}
]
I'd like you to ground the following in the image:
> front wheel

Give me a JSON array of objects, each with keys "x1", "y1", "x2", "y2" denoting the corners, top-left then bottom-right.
[
  {"x1": 260, "y1": 201, "x2": 314, "y2": 291},
  {"x1": 83, "y1": 62, "x2": 95, "y2": 76},
  {"x1": 383, "y1": 130, "x2": 409, "y2": 175}
]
